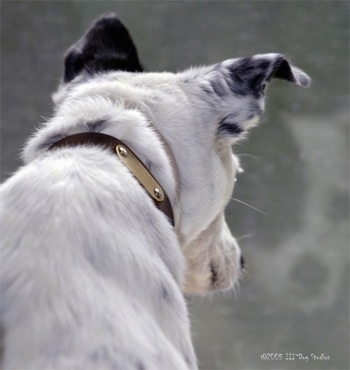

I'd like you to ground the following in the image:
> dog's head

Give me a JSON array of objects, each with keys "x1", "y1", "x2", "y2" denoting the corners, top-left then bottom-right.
[{"x1": 44, "y1": 14, "x2": 310, "y2": 295}]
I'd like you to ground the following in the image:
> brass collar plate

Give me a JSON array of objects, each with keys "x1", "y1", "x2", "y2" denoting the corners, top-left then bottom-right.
[{"x1": 116, "y1": 144, "x2": 165, "y2": 202}]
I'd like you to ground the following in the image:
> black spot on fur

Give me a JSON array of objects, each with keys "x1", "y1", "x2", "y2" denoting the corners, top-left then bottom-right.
[
  {"x1": 64, "y1": 13, "x2": 143, "y2": 82},
  {"x1": 161, "y1": 283, "x2": 171, "y2": 302},
  {"x1": 219, "y1": 123, "x2": 243, "y2": 136},
  {"x1": 226, "y1": 57, "x2": 266, "y2": 98},
  {"x1": 210, "y1": 261, "x2": 218, "y2": 285},
  {"x1": 218, "y1": 115, "x2": 244, "y2": 137},
  {"x1": 83, "y1": 120, "x2": 106, "y2": 132}
]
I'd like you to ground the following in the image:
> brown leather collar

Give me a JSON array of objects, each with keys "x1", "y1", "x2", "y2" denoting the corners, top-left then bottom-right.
[{"x1": 49, "y1": 132, "x2": 174, "y2": 226}]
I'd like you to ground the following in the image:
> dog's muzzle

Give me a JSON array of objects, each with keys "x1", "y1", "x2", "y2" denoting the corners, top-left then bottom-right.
[{"x1": 48, "y1": 132, "x2": 174, "y2": 226}]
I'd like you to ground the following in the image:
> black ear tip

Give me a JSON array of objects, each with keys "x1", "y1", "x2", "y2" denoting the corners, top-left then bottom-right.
[{"x1": 62, "y1": 12, "x2": 143, "y2": 82}]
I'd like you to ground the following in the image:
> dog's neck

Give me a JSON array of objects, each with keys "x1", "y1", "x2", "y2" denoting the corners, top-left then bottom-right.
[{"x1": 48, "y1": 132, "x2": 175, "y2": 226}]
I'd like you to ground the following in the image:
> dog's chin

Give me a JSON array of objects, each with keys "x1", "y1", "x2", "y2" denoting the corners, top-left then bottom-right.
[
  {"x1": 182, "y1": 265, "x2": 240, "y2": 295},
  {"x1": 182, "y1": 253, "x2": 241, "y2": 295}
]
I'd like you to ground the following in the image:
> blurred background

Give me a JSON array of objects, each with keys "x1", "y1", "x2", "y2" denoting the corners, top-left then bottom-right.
[{"x1": 1, "y1": 1, "x2": 349, "y2": 369}]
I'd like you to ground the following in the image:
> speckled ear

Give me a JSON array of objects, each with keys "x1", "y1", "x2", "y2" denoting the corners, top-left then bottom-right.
[
  {"x1": 180, "y1": 54, "x2": 310, "y2": 144},
  {"x1": 63, "y1": 13, "x2": 143, "y2": 83},
  {"x1": 220, "y1": 53, "x2": 311, "y2": 98}
]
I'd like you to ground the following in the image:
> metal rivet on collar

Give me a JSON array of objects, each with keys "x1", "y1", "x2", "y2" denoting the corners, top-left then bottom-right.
[
  {"x1": 118, "y1": 146, "x2": 128, "y2": 157},
  {"x1": 154, "y1": 187, "x2": 163, "y2": 201}
]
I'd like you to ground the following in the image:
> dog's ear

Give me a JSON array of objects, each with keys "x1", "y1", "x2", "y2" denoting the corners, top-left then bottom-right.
[
  {"x1": 63, "y1": 13, "x2": 143, "y2": 83},
  {"x1": 223, "y1": 53, "x2": 311, "y2": 95},
  {"x1": 181, "y1": 53, "x2": 310, "y2": 143}
]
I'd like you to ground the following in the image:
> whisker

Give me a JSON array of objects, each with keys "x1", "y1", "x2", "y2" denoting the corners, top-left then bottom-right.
[
  {"x1": 236, "y1": 233, "x2": 254, "y2": 241},
  {"x1": 237, "y1": 153, "x2": 260, "y2": 161},
  {"x1": 231, "y1": 197, "x2": 268, "y2": 215}
]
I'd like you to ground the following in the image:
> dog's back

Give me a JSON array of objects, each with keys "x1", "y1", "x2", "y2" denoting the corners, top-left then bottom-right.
[{"x1": 0, "y1": 146, "x2": 195, "y2": 369}]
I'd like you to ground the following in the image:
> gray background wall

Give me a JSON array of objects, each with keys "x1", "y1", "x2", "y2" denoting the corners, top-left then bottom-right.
[{"x1": 1, "y1": 1, "x2": 349, "y2": 369}]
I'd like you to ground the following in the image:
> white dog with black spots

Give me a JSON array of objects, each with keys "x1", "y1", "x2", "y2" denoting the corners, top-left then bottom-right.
[{"x1": 0, "y1": 13, "x2": 310, "y2": 369}]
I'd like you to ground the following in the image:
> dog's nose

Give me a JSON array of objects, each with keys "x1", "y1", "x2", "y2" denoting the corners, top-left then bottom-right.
[{"x1": 240, "y1": 255, "x2": 245, "y2": 269}]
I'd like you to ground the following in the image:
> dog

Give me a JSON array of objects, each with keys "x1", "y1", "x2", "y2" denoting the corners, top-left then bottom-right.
[{"x1": 0, "y1": 13, "x2": 310, "y2": 369}]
